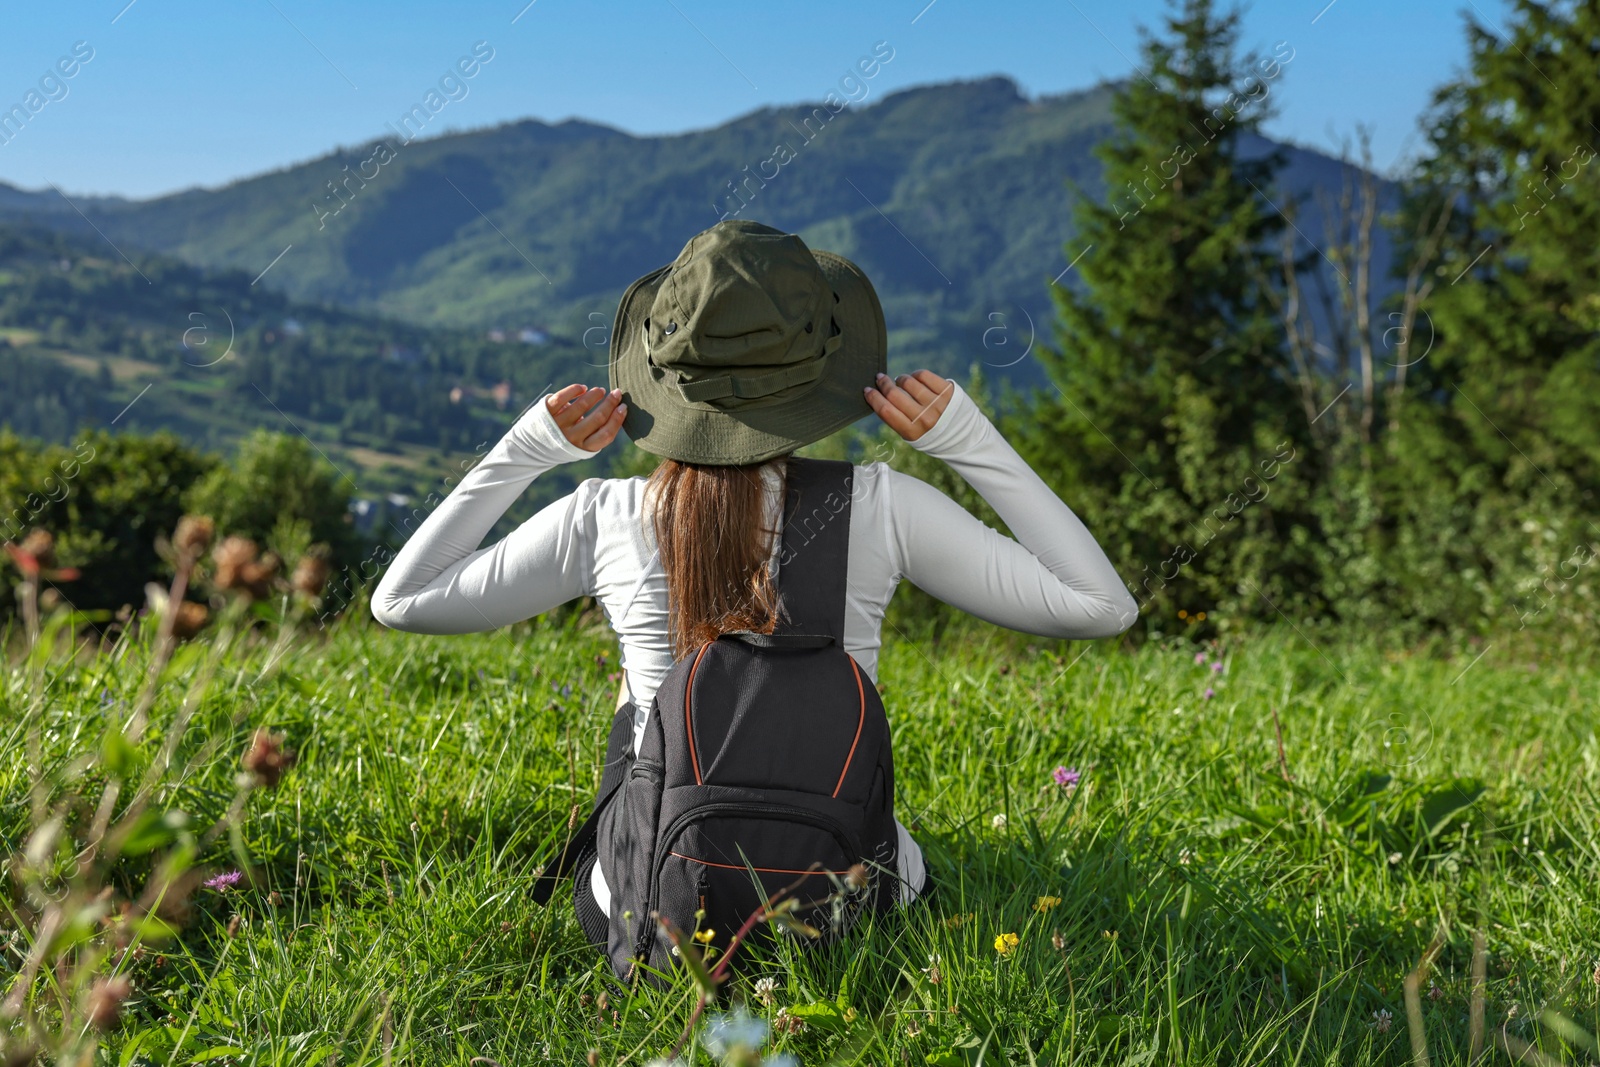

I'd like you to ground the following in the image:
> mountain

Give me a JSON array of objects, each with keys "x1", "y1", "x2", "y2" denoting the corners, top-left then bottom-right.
[
  {"x1": 0, "y1": 77, "x2": 1391, "y2": 385},
  {"x1": 0, "y1": 223, "x2": 612, "y2": 516}
]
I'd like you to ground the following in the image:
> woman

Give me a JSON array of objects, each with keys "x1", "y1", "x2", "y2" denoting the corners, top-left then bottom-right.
[{"x1": 372, "y1": 219, "x2": 1137, "y2": 919}]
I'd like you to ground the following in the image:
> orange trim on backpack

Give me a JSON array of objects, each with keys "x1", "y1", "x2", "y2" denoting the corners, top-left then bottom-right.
[
  {"x1": 669, "y1": 851, "x2": 853, "y2": 876},
  {"x1": 833, "y1": 657, "x2": 866, "y2": 798},
  {"x1": 684, "y1": 642, "x2": 712, "y2": 785}
]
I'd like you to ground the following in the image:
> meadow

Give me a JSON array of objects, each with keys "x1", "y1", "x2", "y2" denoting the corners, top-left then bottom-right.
[{"x1": 3, "y1": 605, "x2": 1598, "y2": 1067}]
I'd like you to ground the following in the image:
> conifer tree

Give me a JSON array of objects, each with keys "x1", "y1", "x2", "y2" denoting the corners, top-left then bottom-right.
[
  {"x1": 1386, "y1": 0, "x2": 1600, "y2": 632},
  {"x1": 1020, "y1": 0, "x2": 1317, "y2": 627}
]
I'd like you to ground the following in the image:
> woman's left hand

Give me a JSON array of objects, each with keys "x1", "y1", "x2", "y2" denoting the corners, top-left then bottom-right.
[
  {"x1": 864, "y1": 371, "x2": 954, "y2": 442},
  {"x1": 546, "y1": 384, "x2": 627, "y2": 452}
]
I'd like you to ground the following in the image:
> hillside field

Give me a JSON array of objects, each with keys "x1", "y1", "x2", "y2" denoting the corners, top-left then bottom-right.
[{"x1": 3, "y1": 614, "x2": 1597, "y2": 1065}]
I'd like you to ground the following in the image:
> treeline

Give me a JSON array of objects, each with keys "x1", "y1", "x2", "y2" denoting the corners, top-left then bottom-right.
[
  {"x1": 0, "y1": 428, "x2": 353, "y2": 627},
  {"x1": 1002, "y1": 0, "x2": 1599, "y2": 643},
  {"x1": 0, "y1": 223, "x2": 582, "y2": 457}
]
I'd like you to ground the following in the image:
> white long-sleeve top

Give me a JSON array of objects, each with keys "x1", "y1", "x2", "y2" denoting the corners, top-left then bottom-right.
[{"x1": 371, "y1": 381, "x2": 1138, "y2": 910}]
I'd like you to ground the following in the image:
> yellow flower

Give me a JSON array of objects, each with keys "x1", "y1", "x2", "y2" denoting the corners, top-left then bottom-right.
[
  {"x1": 993, "y1": 932, "x2": 1020, "y2": 956},
  {"x1": 693, "y1": 928, "x2": 716, "y2": 944},
  {"x1": 1034, "y1": 895, "x2": 1062, "y2": 912}
]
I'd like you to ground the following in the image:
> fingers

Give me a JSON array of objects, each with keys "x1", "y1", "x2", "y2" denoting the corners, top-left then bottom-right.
[
  {"x1": 910, "y1": 370, "x2": 952, "y2": 397},
  {"x1": 576, "y1": 401, "x2": 628, "y2": 452},
  {"x1": 863, "y1": 381, "x2": 911, "y2": 436},
  {"x1": 570, "y1": 389, "x2": 625, "y2": 447},
  {"x1": 545, "y1": 383, "x2": 591, "y2": 418},
  {"x1": 548, "y1": 385, "x2": 609, "y2": 428},
  {"x1": 544, "y1": 385, "x2": 627, "y2": 451},
  {"x1": 865, "y1": 371, "x2": 952, "y2": 442}
]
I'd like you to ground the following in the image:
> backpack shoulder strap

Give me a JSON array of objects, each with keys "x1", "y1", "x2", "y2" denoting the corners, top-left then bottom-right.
[{"x1": 776, "y1": 458, "x2": 853, "y2": 642}]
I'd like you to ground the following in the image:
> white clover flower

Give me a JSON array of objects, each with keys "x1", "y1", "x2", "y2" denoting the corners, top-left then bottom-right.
[
  {"x1": 991, "y1": 813, "x2": 1008, "y2": 830},
  {"x1": 705, "y1": 1009, "x2": 769, "y2": 1058}
]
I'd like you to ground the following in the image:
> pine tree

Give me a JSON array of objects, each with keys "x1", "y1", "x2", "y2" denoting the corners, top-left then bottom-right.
[
  {"x1": 1387, "y1": 0, "x2": 1600, "y2": 635},
  {"x1": 1019, "y1": 0, "x2": 1318, "y2": 629}
]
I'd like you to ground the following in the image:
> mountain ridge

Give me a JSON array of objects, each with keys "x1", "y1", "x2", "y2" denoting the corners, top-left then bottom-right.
[{"x1": 0, "y1": 75, "x2": 1387, "y2": 383}]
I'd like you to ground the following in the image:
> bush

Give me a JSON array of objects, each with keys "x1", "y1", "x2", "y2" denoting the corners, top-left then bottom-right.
[
  {"x1": 0, "y1": 429, "x2": 216, "y2": 617},
  {"x1": 184, "y1": 430, "x2": 359, "y2": 570}
]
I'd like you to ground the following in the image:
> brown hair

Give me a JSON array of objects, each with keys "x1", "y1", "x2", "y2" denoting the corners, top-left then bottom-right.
[{"x1": 647, "y1": 457, "x2": 785, "y2": 657}]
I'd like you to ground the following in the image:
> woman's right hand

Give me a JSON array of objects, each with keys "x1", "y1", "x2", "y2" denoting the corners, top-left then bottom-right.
[
  {"x1": 864, "y1": 371, "x2": 954, "y2": 442},
  {"x1": 546, "y1": 384, "x2": 627, "y2": 452}
]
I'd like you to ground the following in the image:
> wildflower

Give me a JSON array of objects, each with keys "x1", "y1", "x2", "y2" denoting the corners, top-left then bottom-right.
[
  {"x1": 1203, "y1": 687, "x2": 1214, "y2": 700},
  {"x1": 1178, "y1": 848, "x2": 1193, "y2": 865},
  {"x1": 243, "y1": 729, "x2": 296, "y2": 789},
  {"x1": 921, "y1": 954, "x2": 942, "y2": 984},
  {"x1": 772, "y1": 1007, "x2": 806, "y2": 1035},
  {"x1": 705, "y1": 1010, "x2": 768, "y2": 1058},
  {"x1": 204, "y1": 871, "x2": 243, "y2": 891},
  {"x1": 1193, "y1": 651, "x2": 1205, "y2": 664},
  {"x1": 170, "y1": 599, "x2": 210, "y2": 639},
  {"x1": 1372, "y1": 1008, "x2": 1393, "y2": 1033},
  {"x1": 1052, "y1": 765, "x2": 1081, "y2": 792},
  {"x1": 1052, "y1": 930, "x2": 1065, "y2": 951},
  {"x1": 1034, "y1": 895, "x2": 1061, "y2": 912},
  {"x1": 85, "y1": 975, "x2": 132, "y2": 1030},
  {"x1": 20, "y1": 529, "x2": 56, "y2": 568},
  {"x1": 173, "y1": 515, "x2": 215, "y2": 558},
  {"x1": 753, "y1": 976, "x2": 779, "y2": 1007},
  {"x1": 292, "y1": 553, "x2": 331, "y2": 598},
  {"x1": 6, "y1": 529, "x2": 80, "y2": 581},
  {"x1": 1211, "y1": 660, "x2": 1223, "y2": 673},
  {"x1": 991, "y1": 813, "x2": 1007, "y2": 830},
  {"x1": 693, "y1": 928, "x2": 716, "y2": 945},
  {"x1": 1427, "y1": 982, "x2": 1442, "y2": 1001},
  {"x1": 1388, "y1": 852, "x2": 1402, "y2": 866},
  {"x1": 213, "y1": 536, "x2": 277, "y2": 597},
  {"x1": 844, "y1": 863, "x2": 869, "y2": 892},
  {"x1": 993, "y1": 932, "x2": 1020, "y2": 956}
]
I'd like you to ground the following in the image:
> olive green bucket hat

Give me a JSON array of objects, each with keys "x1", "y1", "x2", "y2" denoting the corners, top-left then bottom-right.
[{"x1": 608, "y1": 219, "x2": 887, "y2": 465}]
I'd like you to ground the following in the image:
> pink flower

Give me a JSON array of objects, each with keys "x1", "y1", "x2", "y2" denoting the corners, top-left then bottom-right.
[
  {"x1": 1193, "y1": 652, "x2": 1205, "y2": 665},
  {"x1": 1210, "y1": 661, "x2": 1223, "y2": 673},
  {"x1": 1052, "y1": 765, "x2": 1081, "y2": 791},
  {"x1": 1203, "y1": 687, "x2": 1214, "y2": 700},
  {"x1": 204, "y1": 870, "x2": 243, "y2": 891}
]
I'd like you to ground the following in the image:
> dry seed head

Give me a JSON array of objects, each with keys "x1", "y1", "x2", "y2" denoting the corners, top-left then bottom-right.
[
  {"x1": 292, "y1": 554, "x2": 330, "y2": 598},
  {"x1": 173, "y1": 515, "x2": 215, "y2": 557},
  {"x1": 85, "y1": 975, "x2": 132, "y2": 1030},
  {"x1": 171, "y1": 600, "x2": 210, "y2": 640},
  {"x1": 243, "y1": 729, "x2": 296, "y2": 789}
]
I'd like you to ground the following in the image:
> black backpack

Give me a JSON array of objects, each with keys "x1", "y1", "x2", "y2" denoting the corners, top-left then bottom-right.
[{"x1": 532, "y1": 458, "x2": 901, "y2": 985}]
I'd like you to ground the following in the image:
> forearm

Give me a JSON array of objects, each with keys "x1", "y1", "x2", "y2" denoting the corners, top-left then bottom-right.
[
  {"x1": 371, "y1": 399, "x2": 592, "y2": 632},
  {"x1": 903, "y1": 383, "x2": 1138, "y2": 635}
]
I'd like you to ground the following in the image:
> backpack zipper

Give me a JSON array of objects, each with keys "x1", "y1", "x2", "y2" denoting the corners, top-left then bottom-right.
[{"x1": 632, "y1": 801, "x2": 862, "y2": 961}]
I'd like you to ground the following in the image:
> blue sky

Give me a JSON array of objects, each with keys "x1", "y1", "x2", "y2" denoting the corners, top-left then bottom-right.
[{"x1": 0, "y1": 0, "x2": 1509, "y2": 200}]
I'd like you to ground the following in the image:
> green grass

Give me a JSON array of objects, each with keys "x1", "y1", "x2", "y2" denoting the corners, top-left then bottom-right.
[{"x1": 3, "y1": 613, "x2": 1599, "y2": 1066}]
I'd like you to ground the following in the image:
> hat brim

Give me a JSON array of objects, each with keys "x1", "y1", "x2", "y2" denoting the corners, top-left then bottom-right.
[{"x1": 608, "y1": 247, "x2": 887, "y2": 465}]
